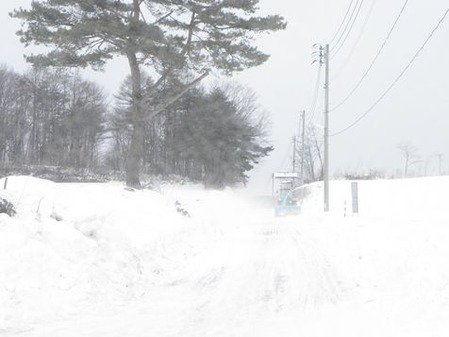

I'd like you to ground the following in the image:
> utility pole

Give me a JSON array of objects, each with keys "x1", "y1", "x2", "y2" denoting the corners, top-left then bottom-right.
[
  {"x1": 300, "y1": 110, "x2": 306, "y2": 183},
  {"x1": 292, "y1": 136, "x2": 297, "y2": 173},
  {"x1": 323, "y1": 44, "x2": 330, "y2": 212},
  {"x1": 437, "y1": 153, "x2": 443, "y2": 175},
  {"x1": 312, "y1": 43, "x2": 330, "y2": 212}
]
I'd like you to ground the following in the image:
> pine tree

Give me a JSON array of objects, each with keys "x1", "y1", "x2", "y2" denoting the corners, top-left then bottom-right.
[
  {"x1": 174, "y1": 86, "x2": 273, "y2": 188},
  {"x1": 12, "y1": 0, "x2": 286, "y2": 188}
]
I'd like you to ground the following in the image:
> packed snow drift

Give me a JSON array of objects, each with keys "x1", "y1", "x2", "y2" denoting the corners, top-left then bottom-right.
[{"x1": 1, "y1": 175, "x2": 449, "y2": 336}]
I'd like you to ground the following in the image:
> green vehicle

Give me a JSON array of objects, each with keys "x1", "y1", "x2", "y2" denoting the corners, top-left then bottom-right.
[{"x1": 274, "y1": 185, "x2": 301, "y2": 217}]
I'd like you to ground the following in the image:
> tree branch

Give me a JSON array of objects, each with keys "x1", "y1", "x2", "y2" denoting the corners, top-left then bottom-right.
[
  {"x1": 180, "y1": 11, "x2": 196, "y2": 58},
  {"x1": 153, "y1": 10, "x2": 174, "y2": 25},
  {"x1": 142, "y1": 71, "x2": 209, "y2": 122}
]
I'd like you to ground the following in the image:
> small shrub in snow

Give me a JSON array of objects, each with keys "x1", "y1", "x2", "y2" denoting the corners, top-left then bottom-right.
[
  {"x1": 174, "y1": 200, "x2": 190, "y2": 218},
  {"x1": 50, "y1": 211, "x2": 63, "y2": 222},
  {"x1": 0, "y1": 197, "x2": 16, "y2": 217}
]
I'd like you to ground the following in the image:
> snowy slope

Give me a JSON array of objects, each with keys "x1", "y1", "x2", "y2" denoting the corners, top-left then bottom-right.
[{"x1": 1, "y1": 176, "x2": 449, "y2": 336}]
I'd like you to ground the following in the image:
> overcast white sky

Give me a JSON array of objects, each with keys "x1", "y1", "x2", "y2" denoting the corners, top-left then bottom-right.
[{"x1": 1, "y1": 1, "x2": 448, "y2": 193}]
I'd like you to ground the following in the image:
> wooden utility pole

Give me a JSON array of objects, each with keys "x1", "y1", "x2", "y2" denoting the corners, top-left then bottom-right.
[
  {"x1": 300, "y1": 110, "x2": 306, "y2": 183},
  {"x1": 292, "y1": 136, "x2": 297, "y2": 172},
  {"x1": 324, "y1": 44, "x2": 330, "y2": 212},
  {"x1": 312, "y1": 43, "x2": 330, "y2": 211}
]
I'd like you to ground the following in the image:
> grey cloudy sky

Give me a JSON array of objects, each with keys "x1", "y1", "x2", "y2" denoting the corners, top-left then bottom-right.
[{"x1": 1, "y1": 1, "x2": 448, "y2": 193}]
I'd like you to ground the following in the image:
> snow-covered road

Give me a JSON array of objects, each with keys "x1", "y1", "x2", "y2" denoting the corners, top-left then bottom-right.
[
  {"x1": 156, "y1": 217, "x2": 342, "y2": 336},
  {"x1": 2, "y1": 177, "x2": 449, "y2": 336},
  {"x1": 20, "y1": 202, "x2": 343, "y2": 337}
]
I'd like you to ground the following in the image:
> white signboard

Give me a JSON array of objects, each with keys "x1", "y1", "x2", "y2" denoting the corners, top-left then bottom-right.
[{"x1": 273, "y1": 172, "x2": 298, "y2": 179}]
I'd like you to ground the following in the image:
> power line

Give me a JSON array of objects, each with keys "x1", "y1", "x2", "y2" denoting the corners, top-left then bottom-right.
[
  {"x1": 307, "y1": 64, "x2": 323, "y2": 124},
  {"x1": 329, "y1": 0, "x2": 361, "y2": 50},
  {"x1": 332, "y1": 0, "x2": 377, "y2": 80},
  {"x1": 277, "y1": 138, "x2": 294, "y2": 172},
  {"x1": 331, "y1": 7, "x2": 449, "y2": 137},
  {"x1": 330, "y1": 0, "x2": 365, "y2": 59},
  {"x1": 330, "y1": 0, "x2": 409, "y2": 112},
  {"x1": 328, "y1": 0, "x2": 355, "y2": 45}
]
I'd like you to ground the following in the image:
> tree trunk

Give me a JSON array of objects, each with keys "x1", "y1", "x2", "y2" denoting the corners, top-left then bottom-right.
[
  {"x1": 404, "y1": 154, "x2": 409, "y2": 178},
  {"x1": 126, "y1": 51, "x2": 144, "y2": 188},
  {"x1": 126, "y1": 122, "x2": 144, "y2": 187}
]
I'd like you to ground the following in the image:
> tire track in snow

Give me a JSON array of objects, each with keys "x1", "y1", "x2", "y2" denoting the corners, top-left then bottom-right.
[
  {"x1": 19, "y1": 207, "x2": 344, "y2": 337},
  {"x1": 256, "y1": 219, "x2": 342, "y2": 311},
  {"x1": 175, "y1": 215, "x2": 344, "y2": 336}
]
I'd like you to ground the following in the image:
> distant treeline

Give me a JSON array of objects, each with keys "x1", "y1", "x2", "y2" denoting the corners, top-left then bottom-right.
[{"x1": 0, "y1": 65, "x2": 271, "y2": 188}]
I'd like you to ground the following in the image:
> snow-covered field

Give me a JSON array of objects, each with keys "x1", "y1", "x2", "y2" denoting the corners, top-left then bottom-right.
[{"x1": 1, "y1": 175, "x2": 449, "y2": 336}]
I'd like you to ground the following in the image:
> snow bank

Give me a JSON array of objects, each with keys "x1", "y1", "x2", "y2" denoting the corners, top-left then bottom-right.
[
  {"x1": 295, "y1": 177, "x2": 449, "y2": 336},
  {"x1": 1, "y1": 175, "x2": 449, "y2": 336},
  {"x1": 0, "y1": 176, "x2": 196, "y2": 329}
]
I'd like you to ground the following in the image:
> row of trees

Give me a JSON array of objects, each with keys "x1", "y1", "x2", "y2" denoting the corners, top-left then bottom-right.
[
  {"x1": 11, "y1": 0, "x2": 286, "y2": 187},
  {"x1": 0, "y1": 64, "x2": 272, "y2": 188},
  {"x1": 109, "y1": 74, "x2": 273, "y2": 187},
  {"x1": 0, "y1": 65, "x2": 105, "y2": 168}
]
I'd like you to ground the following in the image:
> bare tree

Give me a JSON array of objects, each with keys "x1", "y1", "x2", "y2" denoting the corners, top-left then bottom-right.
[
  {"x1": 398, "y1": 142, "x2": 421, "y2": 178},
  {"x1": 0, "y1": 65, "x2": 106, "y2": 169},
  {"x1": 296, "y1": 125, "x2": 323, "y2": 183},
  {"x1": 12, "y1": 0, "x2": 286, "y2": 188}
]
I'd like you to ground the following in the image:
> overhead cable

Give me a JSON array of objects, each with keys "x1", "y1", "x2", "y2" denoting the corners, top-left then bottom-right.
[
  {"x1": 329, "y1": 0, "x2": 361, "y2": 50},
  {"x1": 308, "y1": 65, "x2": 323, "y2": 124},
  {"x1": 331, "y1": 7, "x2": 449, "y2": 137},
  {"x1": 332, "y1": 0, "x2": 377, "y2": 80},
  {"x1": 328, "y1": 0, "x2": 355, "y2": 46},
  {"x1": 330, "y1": 0, "x2": 409, "y2": 112},
  {"x1": 330, "y1": 0, "x2": 365, "y2": 59}
]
